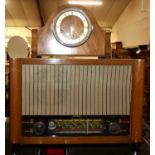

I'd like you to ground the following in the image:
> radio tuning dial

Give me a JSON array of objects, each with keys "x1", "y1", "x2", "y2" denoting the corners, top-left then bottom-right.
[
  {"x1": 48, "y1": 121, "x2": 57, "y2": 130},
  {"x1": 33, "y1": 121, "x2": 46, "y2": 136},
  {"x1": 108, "y1": 122, "x2": 121, "y2": 135}
]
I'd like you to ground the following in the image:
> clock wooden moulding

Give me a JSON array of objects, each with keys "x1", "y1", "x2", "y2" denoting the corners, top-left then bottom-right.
[{"x1": 37, "y1": 5, "x2": 106, "y2": 57}]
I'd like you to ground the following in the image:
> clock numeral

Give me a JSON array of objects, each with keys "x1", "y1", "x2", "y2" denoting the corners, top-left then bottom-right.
[{"x1": 60, "y1": 29, "x2": 64, "y2": 33}]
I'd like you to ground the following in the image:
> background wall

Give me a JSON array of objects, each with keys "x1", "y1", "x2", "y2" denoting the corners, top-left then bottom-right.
[
  {"x1": 5, "y1": 0, "x2": 150, "y2": 50},
  {"x1": 111, "y1": 0, "x2": 150, "y2": 48}
]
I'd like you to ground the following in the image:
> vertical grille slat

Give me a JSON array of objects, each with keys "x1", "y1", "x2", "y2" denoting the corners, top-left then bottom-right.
[
  {"x1": 58, "y1": 65, "x2": 63, "y2": 115},
  {"x1": 87, "y1": 66, "x2": 91, "y2": 115},
  {"x1": 54, "y1": 65, "x2": 59, "y2": 115},
  {"x1": 118, "y1": 66, "x2": 123, "y2": 115},
  {"x1": 98, "y1": 66, "x2": 103, "y2": 115},
  {"x1": 22, "y1": 64, "x2": 132, "y2": 116},
  {"x1": 107, "y1": 65, "x2": 112, "y2": 115},
  {"x1": 114, "y1": 65, "x2": 119, "y2": 115},
  {"x1": 25, "y1": 65, "x2": 30, "y2": 115},
  {"x1": 122, "y1": 66, "x2": 128, "y2": 115},
  {"x1": 41, "y1": 65, "x2": 46, "y2": 115},
  {"x1": 62, "y1": 65, "x2": 67, "y2": 115},
  {"x1": 82, "y1": 65, "x2": 87, "y2": 115},
  {"x1": 110, "y1": 65, "x2": 116, "y2": 115},
  {"x1": 95, "y1": 65, "x2": 100, "y2": 115},
  {"x1": 70, "y1": 65, "x2": 75, "y2": 115},
  {"x1": 46, "y1": 65, "x2": 51, "y2": 115},
  {"x1": 127, "y1": 66, "x2": 132, "y2": 115},
  {"x1": 90, "y1": 65, "x2": 95, "y2": 115},
  {"x1": 103, "y1": 65, "x2": 108, "y2": 115},
  {"x1": 66, "y1": 65, "x2": 71, "y2": 115},
  {"x1": 29, "y1": 65, "x2": 34, "y2": 115},
  {"x1": 79, "y1": 65, "x2": 83, "y2": 115},
  {"x1": 22, "y1": 65, "x2": 26, "y2": 115},
  {"x1": 33, "y1": 65, "x2": 38, "y2": 115},
  {"x1": 50, "y1": 65, "x2": 55, "y2": 115}
]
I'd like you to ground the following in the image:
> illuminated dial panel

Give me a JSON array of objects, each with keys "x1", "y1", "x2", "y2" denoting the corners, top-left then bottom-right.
[{"x1": 52, "y1": 8, "x2": 92, "y2": 47}]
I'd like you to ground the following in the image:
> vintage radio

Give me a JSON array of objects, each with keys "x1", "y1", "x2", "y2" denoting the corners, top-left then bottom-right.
[
  {"x1": 10, "y1": 5, "x2": 144, "y2": 145},
  {"x1": 10, "y1": 58, "x2": 144, "y2": 144}
]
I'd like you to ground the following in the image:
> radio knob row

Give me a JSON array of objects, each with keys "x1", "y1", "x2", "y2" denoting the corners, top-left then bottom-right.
[{"x1": 29, "y1": 120, "x2": 124, "y2": 136}]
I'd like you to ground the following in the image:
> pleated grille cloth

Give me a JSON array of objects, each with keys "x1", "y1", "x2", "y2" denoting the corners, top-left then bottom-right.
[{"x1": 22, "y1": 64, "x2": 132, "y2": 116}]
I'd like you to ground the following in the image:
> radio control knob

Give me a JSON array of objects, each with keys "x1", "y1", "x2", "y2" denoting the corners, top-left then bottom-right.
[
  {"x1": 33, "y1": 121, "x2": 46, "y2": 136},
  {"x1": 48, "y1": 121, "x2": 57, "y2": 130},
  {"x1": 108, "y1": 122, "x2": 121, "y2": 135}
]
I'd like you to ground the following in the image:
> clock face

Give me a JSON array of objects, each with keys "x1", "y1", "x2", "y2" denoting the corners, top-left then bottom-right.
[{"x1": 52, "y1": 8, "x2": 92, "y2": 47}]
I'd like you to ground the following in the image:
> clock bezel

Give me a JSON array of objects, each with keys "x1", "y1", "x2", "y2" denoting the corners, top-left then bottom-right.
[{"x1": 52, "y1": 8, "x2": 92, "y2": 47}]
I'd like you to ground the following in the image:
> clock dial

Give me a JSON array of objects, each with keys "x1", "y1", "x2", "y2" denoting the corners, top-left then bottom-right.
[
  {"x1": 52, "y1": 8, "x2": 92, "y2": 47},
  {"x1": 60, "y1": 15, "x2": 84, "y2": 40}
]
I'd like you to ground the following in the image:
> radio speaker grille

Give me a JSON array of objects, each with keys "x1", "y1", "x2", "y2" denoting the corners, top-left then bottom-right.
[{"x1": 22, "y1": 64, "x2": 132, "y2": 116}]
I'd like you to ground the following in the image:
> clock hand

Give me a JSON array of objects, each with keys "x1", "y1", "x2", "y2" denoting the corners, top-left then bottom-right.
[{"x1": 70, "y1": 26, "x2": 74, "y2": 38}]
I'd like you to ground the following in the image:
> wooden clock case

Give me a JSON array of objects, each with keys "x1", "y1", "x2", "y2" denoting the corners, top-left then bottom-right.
[{"x1": 37, "y1": 5, "x2": 106, "y2": 57}]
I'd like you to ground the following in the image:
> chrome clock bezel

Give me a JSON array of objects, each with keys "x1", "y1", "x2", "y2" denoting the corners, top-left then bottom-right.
[{"x1": 52, "y1": 8, "x2": 92, "y2": 47}]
